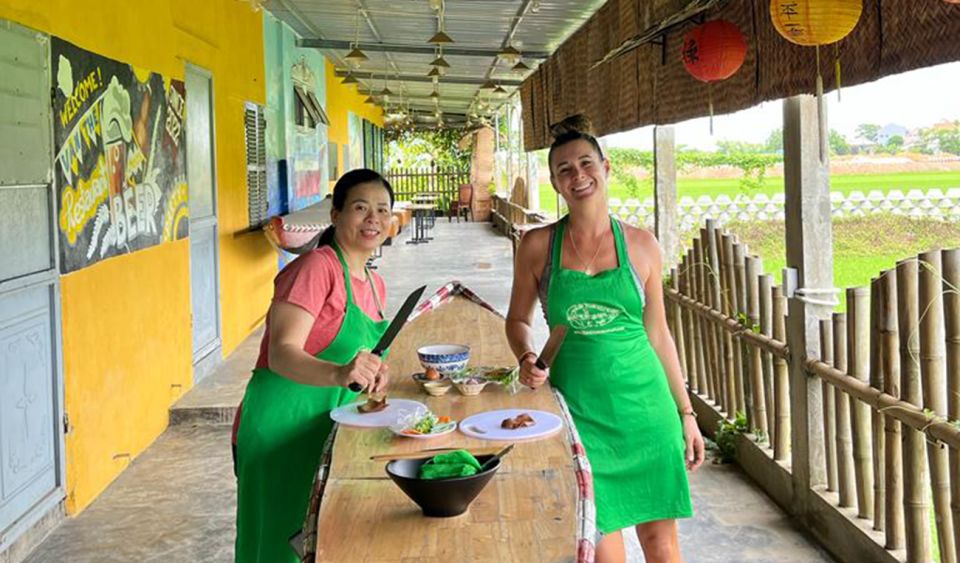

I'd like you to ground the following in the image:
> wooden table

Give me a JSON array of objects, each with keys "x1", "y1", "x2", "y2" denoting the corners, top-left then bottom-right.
[
  {"x1": 406, "y1": 203, "x2": 437, "y2": 244},
  {"x1": 303, "y1": 295, "x2": 587, "y2": 563}
]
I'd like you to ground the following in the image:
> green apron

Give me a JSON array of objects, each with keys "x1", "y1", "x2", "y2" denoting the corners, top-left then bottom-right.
[
  {"x1": 235, "y1": 244, "x2": 388, "y2": 562},
  {"x1": 547, "y1": 216, "x2": 692, "y2": 533}
]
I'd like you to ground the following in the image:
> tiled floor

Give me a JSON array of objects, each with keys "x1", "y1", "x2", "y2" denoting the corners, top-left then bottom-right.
[{"x1": 22, "y1": 221, "x2": 833, "y2": 562}]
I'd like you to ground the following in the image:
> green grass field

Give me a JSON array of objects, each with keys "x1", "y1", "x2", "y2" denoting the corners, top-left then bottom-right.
[
  {"x1": 718, "y1": 215, "x2": 960, "y2": 311},
  {"x1": 536, "y1": 171, "x2": 960, "y2": 218}
]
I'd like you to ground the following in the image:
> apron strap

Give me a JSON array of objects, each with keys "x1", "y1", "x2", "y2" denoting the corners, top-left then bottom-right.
[
  {"x1": 331, "y1": 242, "x2": 384, "y2": 318},
  {"x1": 611, "y1": 217, "x2": 630, "y2": 273},
  {"x1": 551, "y1": 215, "x2": 567, "y2": 271}
]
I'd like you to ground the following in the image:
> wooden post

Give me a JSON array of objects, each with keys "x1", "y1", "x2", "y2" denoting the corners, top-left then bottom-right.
[
  {"x1": 820, "y1": 319, "x2": 839, "y2": 493},
  {"x1": 654, "y1": 126, "x2": 678, "y2": 267},
  {"x1": 696, "y1": 236, "x2": 720, "y2": 404},
  {"x1": 783, "y1": 95, "x2": 831, "y2": 514},
  {"x1": 896, "y1": 258, "x2": 932, "y2": 563},
  {"x1": 881, "y1": 270, "x2": 905, "y2": 550},
  {"x1": 705, "y1": 221, "x2": 728, "y2": 415},
  {"x1": 734, "y1": 240, "x2": 749, "y2": 418},
  {"x1": 773, "y1": 286, "x2": 791, "y2": 462},
  {"x1": 718, "y1": 230, "x2": 736, "y2": 416},
  {"x1": 834, "y1": 312, "x2": 856, "y2": 508},
  {"x1": 760, "y1": 274, "x2": 776, "y2": 449},
  {"x1": 680, "y1": 254, "x2": 700, "y2": 394},
  {"x1": 918, "y1": 250, "x2": 956, "y2": 563},
  {"x1": 722, "y1": 233, "x2": 745, "y2": 416},
  {"x1": 847, "y1": 287, "x2": 874, "y2": 520},
  {"x1": 747, "y1": 256, "x2": 768, "y2": 436},
  {"x1": 943, "y1": 249, "x2": 960, "y2": 559},
  {"x1": 869, "y1": 277, "x2": 886, "y2": 533}
]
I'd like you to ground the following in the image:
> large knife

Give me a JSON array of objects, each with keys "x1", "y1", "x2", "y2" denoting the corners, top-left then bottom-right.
[
  {"x1": 348, "y1": 284, "x2": 427, "y2": 392},
  {"x1": 535, "y1": 324, "x2": 568, "y2": 370}
]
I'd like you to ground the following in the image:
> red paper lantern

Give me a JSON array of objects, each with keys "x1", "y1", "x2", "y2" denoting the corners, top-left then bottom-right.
[{"x1": 681, "y1": 19, "x2": 748, "y2": 83}]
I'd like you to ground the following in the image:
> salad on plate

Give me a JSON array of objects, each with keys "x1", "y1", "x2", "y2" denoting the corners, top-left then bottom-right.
[{"x1": 390, "y1": 408, "x2": 457, "y2": 438}]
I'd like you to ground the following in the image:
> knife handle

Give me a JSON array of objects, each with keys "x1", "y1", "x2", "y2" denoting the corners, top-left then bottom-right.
[{"x1": 534, "y1": 358, "x2": 548, "y2": 371}]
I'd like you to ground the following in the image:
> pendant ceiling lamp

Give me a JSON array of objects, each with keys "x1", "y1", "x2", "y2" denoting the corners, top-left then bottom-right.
[
  {"x1": 428, "y1": 0, "x2": 454, "y2": 44},
  {"x1": 345, "y1": 9, "x2": 368, "y2": 63}
]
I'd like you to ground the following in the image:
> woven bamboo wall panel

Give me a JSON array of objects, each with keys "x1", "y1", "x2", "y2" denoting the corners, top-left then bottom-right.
[
  {"x1": 520, "y1": 79, "x2": 536, "y2": 151},
  {"x1": 521, "y1": 0, "x2": 960, "y2": 150},
  {"x1": 880, "y1": 0, "x2": 960, "y2": 77}
]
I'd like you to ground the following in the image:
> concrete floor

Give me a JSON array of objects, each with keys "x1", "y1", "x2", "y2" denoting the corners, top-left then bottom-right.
[{"x1": 22, "y1": 220, "x2": 834, "y2": 562}]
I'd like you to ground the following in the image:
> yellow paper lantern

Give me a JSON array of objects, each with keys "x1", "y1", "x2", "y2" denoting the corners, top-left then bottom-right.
[{"x1": 770, "y1": 0, "x2": 862, "y2": 46}]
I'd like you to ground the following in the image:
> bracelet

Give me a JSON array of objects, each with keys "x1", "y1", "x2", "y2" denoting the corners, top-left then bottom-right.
[
  {"x1": 680, "y1": 407, "x2": 697, "y2": 419},
  {"x1": 518, "y1": 350, "x2": 538, "y2": 364}
]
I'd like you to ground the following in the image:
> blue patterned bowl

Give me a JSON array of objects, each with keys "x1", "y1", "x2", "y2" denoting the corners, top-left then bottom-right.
[{"x1": 417, "y1": 344, "x2": 470, "y2": 375}]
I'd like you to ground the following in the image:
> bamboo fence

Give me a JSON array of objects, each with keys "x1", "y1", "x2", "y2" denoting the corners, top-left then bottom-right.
[{"x1": 665, "y1": 222, "x2": 960, "y2": 563}]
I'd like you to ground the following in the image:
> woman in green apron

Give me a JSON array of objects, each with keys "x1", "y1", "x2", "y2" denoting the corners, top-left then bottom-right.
[
  {"x1": 506, "y1": 116, "x2": 705, "y2": 563},
  {"x1": 234, "y1": 169, "x2": 394, "y2": 562}
]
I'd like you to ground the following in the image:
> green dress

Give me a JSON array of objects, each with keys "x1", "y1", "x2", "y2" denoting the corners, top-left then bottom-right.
[
  {"x1": 546, "y1": 216, "x2": 692, "y2": 534},
  {"x1": 234, "y1": 245, "x2": 388, "y2": 562}
]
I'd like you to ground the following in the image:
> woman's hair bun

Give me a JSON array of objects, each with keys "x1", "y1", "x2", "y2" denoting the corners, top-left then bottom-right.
[{"x1": 549, "y1": 114, "x2": 595, "y2": 139}]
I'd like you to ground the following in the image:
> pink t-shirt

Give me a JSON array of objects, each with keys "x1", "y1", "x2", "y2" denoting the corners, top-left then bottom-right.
[{"x1": 254, "y1": 246, "x2": 387, "y2": 369}]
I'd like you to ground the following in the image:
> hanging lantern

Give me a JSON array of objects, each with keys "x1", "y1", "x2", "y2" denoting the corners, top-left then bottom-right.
[
  {"x1": 681, "y1": 19, "x2": 747, "y2": 134},
  {"x1": 681, "y1": 19, "x2": 747, "y2": 82},
  {"x1": 770, "y1": 0, "x2": 862, "y2": 47},
  {"x1": 770, "y1": 0, "x2": 862, "y2": 159}
]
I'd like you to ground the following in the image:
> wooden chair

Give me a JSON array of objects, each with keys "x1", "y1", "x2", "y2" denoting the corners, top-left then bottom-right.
[{"x1": 448, "y1": 184, "x2": 473, "y2": 222}]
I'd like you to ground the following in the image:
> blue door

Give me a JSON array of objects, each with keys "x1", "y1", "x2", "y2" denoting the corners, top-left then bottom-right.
[
  {"x1": 0, "y1": 20, "x2": 65, "y2": 549},
  {"x1": 186, "y1": 64, "x2": 222, "y2": 381}
]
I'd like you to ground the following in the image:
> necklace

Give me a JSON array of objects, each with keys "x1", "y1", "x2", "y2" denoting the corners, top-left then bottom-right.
[{"x1": 567, "y1": 226, "x2": 609, "y2": 275}]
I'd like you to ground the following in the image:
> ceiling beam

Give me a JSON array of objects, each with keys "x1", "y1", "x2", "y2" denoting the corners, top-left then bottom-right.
[
  {"x1": 336, "y1": 70, "x2": 522, "y2": 87},
  {"x1": 484, "y1": 0, "x2": 535, "y2": 81},
  {"x1": 297, "y1": 39, "x2": 549, "y2": 59}
]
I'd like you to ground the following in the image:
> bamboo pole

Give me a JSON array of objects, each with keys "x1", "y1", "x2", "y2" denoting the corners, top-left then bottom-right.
[
  {"x1": 678, "y1": 256, "x2": 697, "y2": 393},
  {"x1": 734, "y1": 240, "x2": 750, "y2": 420},
  {"x1": 699, "y1": 230, "x2": 719, "y2": 406},
  {"x1": 881, "y1": 270, "x2": 905, "y2": 550},
  {"x1": 747, "y1": 256, "x2": 768, "y2": 436},
  {"x1": 847, "y1": 287, "x2": 875, "y2": 520},
  {"x1": 896, "y1": 258, "x2": 932, "y2": 563},
  {"x1": 692, "y1": 240, "x2": 712, "y2": 399},
  {"x1": 760, "y1": 274, "x2": 776, "y2": 450},
  {"x1": 870, "y1": 277, "x2": 886, "y2": 533},
  {"x1": 773, "y1": 285, "x2": 791, "y2": 461},
  {"x1": 943, "y1": 249, "x2": 960, "y2": 560},
  {"x1": 706, "y1": 222, "x2": 729, "y2": 415},
  {"x1": 720, "y1": 231, "x2": 739, "y2": 417},
  {"x1": 918, "y1": 249, "x2": 956, "y2": 563},
  {"x1": 834, "y1": 312, "x2": 856, "y2": 508},
  {"x1": 670, "y1": 266, "x2": 687, "y2": 385},
  {"x1": 666, "y1": 290, "x2": 790, "y2": 358},
  {"x1": 820, "y1": 319, "x2": 839, "y2": 493}
]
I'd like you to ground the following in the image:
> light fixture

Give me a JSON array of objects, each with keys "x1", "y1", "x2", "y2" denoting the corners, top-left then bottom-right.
[
  {"x1": 530, "y1": 0, "x2": 541, "y2": 13},
  {"x1": 364, "y1": 95, "x2": 377, "y2": 104},
  {"x1": 341, "y1": 73, "x2": 358, "y2": 85},
  {"x1": 493, "y1": 84, "x2": 507, "y2": 95},
  {"x1": 512, "y1": 60, "x2": 531, "y2": 73},
  {"x1": 428, "y1": 1, "x2": 454, "y2": 44},
  {"x1": 430, "y1": 55, "x2": 450, "y2": 68},
  {"x1": 428, "y1": 0, "x2": 442, "y2": 11},
  {"x1": 498, "y1": 45, "x2": 521, "y2": 65},
  {"x1": 480, "y1": 79, "x2": 497, "y2": 90},
  {"x1": 429, "y1": 89, "x2": 440, "y2": 98},
  {"x1": 345, "y1": 9, "x2": 368, "y2": 63},
  {"x1": 427, "y1": 67, "x2": 442, "y2": 77}
]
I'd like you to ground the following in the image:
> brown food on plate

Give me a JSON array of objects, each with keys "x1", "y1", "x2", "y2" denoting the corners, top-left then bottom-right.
[
  {"x1": 358, "y1": 395, "x2": 388, "y2": 414},
  {"x1": 501, "y1": 413, "x2": 535, "y2": 429},
  {"x1": 424, "y1": 367, "x2": 441, "y2": 381}
]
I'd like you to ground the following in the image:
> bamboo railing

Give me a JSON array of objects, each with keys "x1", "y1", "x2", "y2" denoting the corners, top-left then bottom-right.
[{"x1": 666, "y1": 220, "x2": 960, "y2": 563}]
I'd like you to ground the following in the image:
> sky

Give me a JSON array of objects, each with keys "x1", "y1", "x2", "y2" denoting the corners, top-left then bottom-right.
[{"x1": 602, "y1": 61, "x2": 960, "y2": 151}]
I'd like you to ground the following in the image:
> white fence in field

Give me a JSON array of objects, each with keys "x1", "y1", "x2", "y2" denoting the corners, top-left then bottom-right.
[{"x1": 610, "y1": 188, "x2": 960, "y2": 230}]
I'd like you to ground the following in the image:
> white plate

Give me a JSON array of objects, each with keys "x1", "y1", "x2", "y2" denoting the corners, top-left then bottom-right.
[
  {"x1": 459, "y1": 409, "x2": 564, "y2": 441},
  {"x1": 390, "y1": 421, "x2": 458, "y2": 439},
  {"x1": 330, "y1": 398, "x2": 428, "y2": 428}
]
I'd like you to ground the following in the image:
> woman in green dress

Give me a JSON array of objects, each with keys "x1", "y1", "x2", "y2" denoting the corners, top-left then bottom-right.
[
  {"x1": 234, "y1": 169, "x2": 394, "y2": 562},
  {"x1": 506, "y1": 116, "x2": 705, "y2": 563}
]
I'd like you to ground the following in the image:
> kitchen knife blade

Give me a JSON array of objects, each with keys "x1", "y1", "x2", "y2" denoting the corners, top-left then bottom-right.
[
  {"x1": 348, "y1": 284, "x2": 427, "y2": 392},
  {"x1": 535, "y1": 324, "x2": 568, "y2": 370}
]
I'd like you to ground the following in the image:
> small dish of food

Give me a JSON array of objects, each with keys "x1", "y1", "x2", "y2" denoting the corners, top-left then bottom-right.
[
  {"x1": 453, "y1": 377, "x2": 489, "y2": 396},
  {"x1": 390, "y1": 409, "x2": 458, "y2": 439},
  {"x1": 421, "y1": 380, "x2": 453, "y2": 397}
]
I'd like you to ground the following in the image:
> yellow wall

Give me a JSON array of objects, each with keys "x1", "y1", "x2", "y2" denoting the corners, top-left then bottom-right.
[
  {"x1": 325, "y1": 59, "x2": 384, "y2": 189},
  {"x1": 0, "y1": 0, "x2": 272, "y2": 512}
]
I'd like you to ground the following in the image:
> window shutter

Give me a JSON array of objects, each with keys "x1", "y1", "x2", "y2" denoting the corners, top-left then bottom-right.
[{"x1": 245, "y1": 103, "x2": 268, "y2": 227}]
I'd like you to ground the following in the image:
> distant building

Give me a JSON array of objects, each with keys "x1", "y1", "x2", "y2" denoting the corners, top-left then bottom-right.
[{"x1": 877, "y1": 123, "x2": 908, "y2": 145}]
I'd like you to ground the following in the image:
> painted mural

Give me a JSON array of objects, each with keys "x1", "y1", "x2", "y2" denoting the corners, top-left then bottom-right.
[
  {"x1": 52, "y1": 37, "x2": 189, "y2": 273},
  {"x1": 347, "y1": 111, "x2": 364, "y2": 172}
]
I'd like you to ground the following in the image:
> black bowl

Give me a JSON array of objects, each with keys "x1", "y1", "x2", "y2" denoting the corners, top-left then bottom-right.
[{"x1": 385, "y1": 455, "x2": 500, "y2": 517}]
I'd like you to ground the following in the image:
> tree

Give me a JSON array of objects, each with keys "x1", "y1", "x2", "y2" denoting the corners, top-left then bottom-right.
[
  {"x1": 885, "y1": 135, "x2": 904, "y2": 154},
  {"x1": 829, "y1": 129, "x2": 850, "y2": 156},
  {"x1": 855, "y1": 123, "x2": 881, "y2": 143},
  {"x1": 764, "y1": 128, "x2": 783, "y2": 153},
  {"x1": 716, "y1": 139, "x2": 766, "y2": 154},
  {"x1": 386, "y1": 127, "x2": 471, "y2": 169}
]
